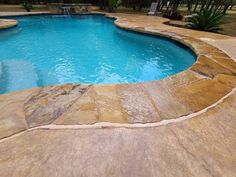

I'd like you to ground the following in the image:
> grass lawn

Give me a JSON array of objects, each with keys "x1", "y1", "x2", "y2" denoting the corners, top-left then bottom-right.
[
  {"x1": 168, "y1": 7, "x2": 236, "y2": 37},
  {"x1": 0, "y1": 4, "x2": 49, "y2": 12},
  {"x1": 177, "y1": 6, "x2": 236, "y2": 37},
  {"x1": 222, "y1": 11, "x2": 236, "y2": 37}
]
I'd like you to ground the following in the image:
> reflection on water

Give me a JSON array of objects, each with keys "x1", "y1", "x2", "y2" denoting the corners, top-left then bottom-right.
[
  {"x1": 0, "y1": 15, "x2": 196, "y2": 94},
  {"x1": 0, "y1": 27, "x2": 21, "y2": 41}
]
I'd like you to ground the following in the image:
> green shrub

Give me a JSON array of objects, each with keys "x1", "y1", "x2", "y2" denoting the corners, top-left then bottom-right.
[
  {"x1": 108, "y1": 0, "x2": 122, "y2": 12},
  {"x1": 186, "y1": 10, "x2": 225, "y2": 32},
  {"x1": 21, "y1": 0, "x2": 33, "y2": 12}
]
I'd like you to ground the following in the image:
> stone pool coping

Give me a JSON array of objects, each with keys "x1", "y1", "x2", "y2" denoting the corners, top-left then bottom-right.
[
  {"x1": 0, "y1": 12, "x2": 236, "y2": 140},
  {"x1": 0, "y1": 19, "x2": 18, "y2": 29}
]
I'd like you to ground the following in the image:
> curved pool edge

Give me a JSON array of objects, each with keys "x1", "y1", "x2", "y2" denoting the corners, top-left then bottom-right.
[{"x1": 0, "y1": 12, "x2": 236, "y2": 140}]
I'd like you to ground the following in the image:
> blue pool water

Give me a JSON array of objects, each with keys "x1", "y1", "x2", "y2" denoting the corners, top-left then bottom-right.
[{"x1": 0, "y1": 15, "x2": 196, "y2": 94}]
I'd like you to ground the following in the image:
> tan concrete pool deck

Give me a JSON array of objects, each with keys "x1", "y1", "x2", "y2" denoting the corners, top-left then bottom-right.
[{"x1": 0, "y1": 12, "x2": 236, "y2": 176}]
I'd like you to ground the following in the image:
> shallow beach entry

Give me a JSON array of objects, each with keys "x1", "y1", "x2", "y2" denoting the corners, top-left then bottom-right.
[{"x1": 0, "y1": 15, "x2": 196, "y2": 94}]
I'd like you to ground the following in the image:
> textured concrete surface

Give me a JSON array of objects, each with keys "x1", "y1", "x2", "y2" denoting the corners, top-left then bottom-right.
[
  {"x1": 0, "y1": 12, "x2": 235, "y2": 177},
  {"x1": 0, "y1": 91, "x2": 236, "y2": 177}
]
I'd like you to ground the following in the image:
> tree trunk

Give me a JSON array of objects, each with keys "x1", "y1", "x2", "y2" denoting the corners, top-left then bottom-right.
[
  {"x1": 193, "y1": 0, "x2": 200, "y2": 12},
  {"x1": 223, "y1": 0, "x2": 235, "y2": 13},
  {"x1": 230, "y1": 2, "x2": 235, "y2": 9},
  {"x1": 200, "y1": 0, "x2": 207, "y2": 11}
]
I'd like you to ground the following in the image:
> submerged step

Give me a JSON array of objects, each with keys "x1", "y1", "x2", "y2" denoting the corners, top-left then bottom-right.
[
  {"x1": 0, "y1": 60, "x2": 39, "y2": 94},
  {"x1": 0, "y1": 62, "x2": 3, "y2": 77}
]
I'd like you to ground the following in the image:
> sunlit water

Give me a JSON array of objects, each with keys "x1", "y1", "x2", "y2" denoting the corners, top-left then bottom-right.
[{"x1": 0, "y1": 15, "x2": 196, "y2": 94}]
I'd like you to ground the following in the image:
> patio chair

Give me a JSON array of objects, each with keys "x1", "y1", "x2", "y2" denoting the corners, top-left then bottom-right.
[{"x1": 147, "y1": 2, "x2": 158, "y2": 16}]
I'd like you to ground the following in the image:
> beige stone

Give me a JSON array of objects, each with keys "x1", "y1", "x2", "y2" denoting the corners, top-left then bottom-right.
[{"x1": 0, "y1": 12, "x2": 236, "y2": 177}]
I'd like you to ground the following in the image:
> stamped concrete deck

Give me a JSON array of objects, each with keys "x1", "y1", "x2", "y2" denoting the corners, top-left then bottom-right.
[{"x1": 0, "y1": 12, "x2": 236, "y2": 177}]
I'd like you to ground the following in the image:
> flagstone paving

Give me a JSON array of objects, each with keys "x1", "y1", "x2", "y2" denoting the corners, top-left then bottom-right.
[
  {"x1": 0, "y1": 12, "x2": 236, "y2": 177},
  {"x1": 0, "y1": 19, "x2": 17, "y2": 29}
]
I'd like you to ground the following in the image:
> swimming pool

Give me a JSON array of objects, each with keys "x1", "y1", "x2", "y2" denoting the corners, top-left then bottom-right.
[{"x1": 0, "y1": 15, "x2": 196, "y2": 94}]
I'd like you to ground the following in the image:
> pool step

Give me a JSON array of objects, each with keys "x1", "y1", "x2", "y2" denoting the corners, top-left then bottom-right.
[
  {"x1": 0, "y1": 60, "x2": 39, "y2": 93},
  {"x1": 0, "y1": 62, "x2": 3, "y2": 78}
]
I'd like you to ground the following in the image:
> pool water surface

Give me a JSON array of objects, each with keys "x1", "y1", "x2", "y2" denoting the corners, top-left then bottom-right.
[{"x1": 0, "y1": 15, "x2": 196, "y2": 94}]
